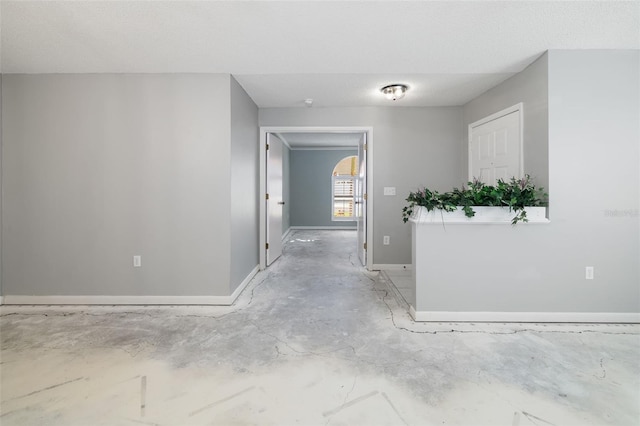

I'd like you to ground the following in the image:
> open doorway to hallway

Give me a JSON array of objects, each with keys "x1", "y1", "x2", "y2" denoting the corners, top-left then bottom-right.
[{"x1": 259, "y1": 127, "x2": 373, "y2": 272}]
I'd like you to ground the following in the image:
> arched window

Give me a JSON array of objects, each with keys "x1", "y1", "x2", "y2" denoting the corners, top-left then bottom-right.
[{"x1": 332, "y1": 156, "x2": 358, "y2": 221}]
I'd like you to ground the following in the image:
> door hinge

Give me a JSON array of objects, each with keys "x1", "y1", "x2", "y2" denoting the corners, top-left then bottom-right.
[
  {"x1": 364, "y1": 242, "x2": 367, "y2": 250},
  {"x1": 364, "y1": 193, "x2": 368, "y2": 200},
  {"x1": 266, "y1": 193, "x2": 269, "y2": 200},
  {"x1": 266, "y1": 143, "x2": 270, "y2": 150},
  {"x1": 266, "y1": 243, "x2": 269, "y2": 250}
]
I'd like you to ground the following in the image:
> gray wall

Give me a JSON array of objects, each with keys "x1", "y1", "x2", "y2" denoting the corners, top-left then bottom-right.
[
  {"x1": 260, "y1": 107, "x2": 464, "y2": 265},
  {"x1": 546, "y1": 50, "x2": 638, "y2": 312},
  {"x1": 230, "y1": 76, "x2": 259, "y2": 292},
  {"x1": 282, "y1": 142, "x2": 291, "y2": 234},
  {"x1": 416, "y1": 50, "x2": 639, "y2": 314},
  {"x1": 2, "y1": 74, "x2": 235, "y2": 296},
  {"x1": 290, "y1": 149, "x2": 358, "y2": 228},
  {"x1": 0, "y1": 74, "x2": 2, "y2": 297},
  {"x1": 463, "y1": 52, "x2": 549, "y2": 190}
]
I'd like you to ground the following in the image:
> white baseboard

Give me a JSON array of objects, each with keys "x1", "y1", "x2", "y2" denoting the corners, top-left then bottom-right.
[
  {"x1": 290, "y1": 226, "x2": 357, "y2": 230},
  {"x1": 2, "y1": 265, "x2": 260, "y2": 307},
  {"x1": 0, "y1": 296, "x2": 3, "y2": 305},
  {"x1": 409, "y1": 307, "x2": 640, "y2": 323},
  {"x1": 372, "y1": 264, "x2": 412, "y2": 271},
  {"x1": 2, "y1": 295, "x2": 232, "y2": 305},
  {"x1": 282, "y1": 227, "x2": 293, "y2": 242},
  {"x1": 229, "y1": 264, "x2": 259, "y2": 304}
]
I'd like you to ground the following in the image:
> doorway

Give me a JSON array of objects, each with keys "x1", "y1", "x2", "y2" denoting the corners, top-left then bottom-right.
[{"x1": 259, "y1": 127, "x2": 373, "y2": 271}]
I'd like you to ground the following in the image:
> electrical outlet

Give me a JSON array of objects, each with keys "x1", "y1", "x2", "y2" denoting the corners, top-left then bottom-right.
[
  {"x1": 383, "y1": 236, "x2": 390, "y2": 245},
  {"x1": 585, "y1": 266, "x2": 594, "y2": 280},
  {"x1": 133, "y1": 255, "x2": 142, "y2": 268}
]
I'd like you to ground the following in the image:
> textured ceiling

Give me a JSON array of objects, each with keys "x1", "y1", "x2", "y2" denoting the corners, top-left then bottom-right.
[
  {"x1": 1, "y1": 1, "x2": 638, "y2": 107},
  {"x1": 234, "y1": 73, "x2": 516, "y2": 107}
]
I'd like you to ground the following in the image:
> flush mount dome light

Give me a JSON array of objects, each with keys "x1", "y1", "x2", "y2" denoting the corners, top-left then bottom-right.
[{"x1": 381, "y1": 84, "x2": 408, "y2": 101}]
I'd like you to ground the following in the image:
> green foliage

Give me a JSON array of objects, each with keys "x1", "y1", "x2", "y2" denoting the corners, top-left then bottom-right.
[{"x1": 402, "y1": 175, "x2": 548, "y2": 225}]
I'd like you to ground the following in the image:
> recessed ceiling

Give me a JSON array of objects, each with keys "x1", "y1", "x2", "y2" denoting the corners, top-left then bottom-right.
[{"x1": 2, "y1": 1, "x2": 638, "y2": 107}]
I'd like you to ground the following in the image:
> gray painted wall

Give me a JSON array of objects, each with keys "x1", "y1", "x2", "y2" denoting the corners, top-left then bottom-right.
[
  {"x1": 2, "y1": 74, "x2": 234, "y2": 296},
  {"x1": 463, "y1": 52, "x2": 549, "y2": 191},
  {"x1": 0, "y1": 74, "x2": 2, "y2": 297},
  {"x1": 416, "y1": 50, "x2": 639, "y2": 314},
  {"x1": 259, "y1": 107, "x2": 464, "y2": 264},
  {"x1": 290, "y1": 149, "x2": 358, "y2": 228},
  {"x1": 230, "y1": 76, "x2": 259, "y2": 292},
  {"x1": 546, "y1": 49, "x2": 638, "y2": 312},
  {"x1": 282, "y1": 142, "x2": 291, "y2": 234}
]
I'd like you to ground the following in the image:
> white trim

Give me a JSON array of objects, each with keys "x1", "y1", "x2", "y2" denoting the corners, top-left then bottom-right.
[
  {"x1": 2, "y1": 265, "x2": 260, "y2": 306},
  {"x1": 3, "y1": 295, "x2": 234, "y2": 306},
  {"x1": 469, "y1": 103, "x2": 523, "y2": 129},
  {"x1": 409, "y1": 308, "x2": 640, "y2": 324},
  {"x1": 260, "y1": 131, "x2": 267, "y2": 270},
  {"x1": 372, "y1": 264, "x2": 412, "y2": 271},
  {"x1": 291, "y1": 146, "x2": 358, "y2": 151},
  {"x1": 260, "y1": 126, "x2": 374, "y2": 271},
  {"x1": 468, "y1": 102, "x2": 524, "y2": 182},
  {"x1": 272, "y1": 133, "x2": 292, "y2": 150},
  {"x1": 282, "y1": 227, "x2": 293, "y2": 242},
  {"x1": 230, "y1": 264, "x2": 260, "y2": 304},
  {"x1": 290, "y1": 226, "x2": 356, "y2": 230},
  {"x1": 410, "y1": 305, "x2": 418, "y2": 320},
  {"x1": 409, "y1": 206, "x2": 549, "y2": 224},
  {"x1": 0, "y1": 296, "x2": 4, "y2": 305}
]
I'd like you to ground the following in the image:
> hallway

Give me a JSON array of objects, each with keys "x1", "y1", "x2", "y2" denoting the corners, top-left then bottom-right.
[{"x1": 1, "y1": 230, "x2": 639, "y2": 425}]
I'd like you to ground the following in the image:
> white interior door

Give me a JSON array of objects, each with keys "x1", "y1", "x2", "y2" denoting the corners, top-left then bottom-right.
[
  {"x1": 266, "y1": 134, "x2": 283, "y2": 265},
  {"x1": 469, "y1": 107, "x2": 522, "y2": 185},
  {"x1": 356, "y1": 133, "x2": 367, "y2": 266}
]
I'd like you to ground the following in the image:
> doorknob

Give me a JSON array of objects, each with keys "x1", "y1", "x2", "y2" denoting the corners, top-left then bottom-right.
[{"x1": 278, "y1": 201, "x2": 285, "y2": 205}]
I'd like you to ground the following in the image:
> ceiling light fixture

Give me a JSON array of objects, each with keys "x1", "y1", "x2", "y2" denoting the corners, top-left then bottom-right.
[{"x1": 381, "y1": 84, "x2": 408, "y2": 101}]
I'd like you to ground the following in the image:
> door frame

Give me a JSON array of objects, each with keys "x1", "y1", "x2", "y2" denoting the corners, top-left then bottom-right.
[{"x1": 259, "y1": 126, "x2": 374, "y2": 271}]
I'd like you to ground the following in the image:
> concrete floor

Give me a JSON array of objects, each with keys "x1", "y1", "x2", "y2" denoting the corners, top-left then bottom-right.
[
  {"x1": 1, "y1": 230, "x2": 639, "y2": 426},
  {"x1": 381, "y1": 269, "x2": 414, "y2": 310}
]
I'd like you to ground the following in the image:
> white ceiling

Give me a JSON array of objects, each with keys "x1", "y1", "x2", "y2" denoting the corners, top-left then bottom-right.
[
  {"x1": 276, "y1": 132, "x2": 364, "y2": 149},
  {"x1": 1, "y1": 1, "x2": 638, "y2": 108}
]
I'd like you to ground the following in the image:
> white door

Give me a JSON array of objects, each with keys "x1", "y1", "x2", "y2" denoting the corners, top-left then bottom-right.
[
  {"x1": 356, "y1": 133, "x2": 367, "y2": 266},
  {"x1": 469, "y1": 107, "x2": 522, "y2": 185},
  {"x1": 266, "y1": 134, "x2": 284, "y2": 265}
]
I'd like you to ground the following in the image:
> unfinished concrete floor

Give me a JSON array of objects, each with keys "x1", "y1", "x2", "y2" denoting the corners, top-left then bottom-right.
[{"x1": 1, "y1": 230, "x2": 639, "y2": 426}]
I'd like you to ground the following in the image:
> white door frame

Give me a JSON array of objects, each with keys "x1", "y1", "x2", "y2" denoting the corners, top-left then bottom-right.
[{"x1": 259, "y1": 126, "x2": 374, "y2": 271}]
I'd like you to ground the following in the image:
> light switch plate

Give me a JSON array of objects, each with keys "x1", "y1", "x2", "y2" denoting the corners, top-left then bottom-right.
[
  {"x1": 383, "y1": 187, "x2": 396, "y2": 196},
  {"x1": 585, "y1": 266, "x2": 594, "y2": 280}
]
